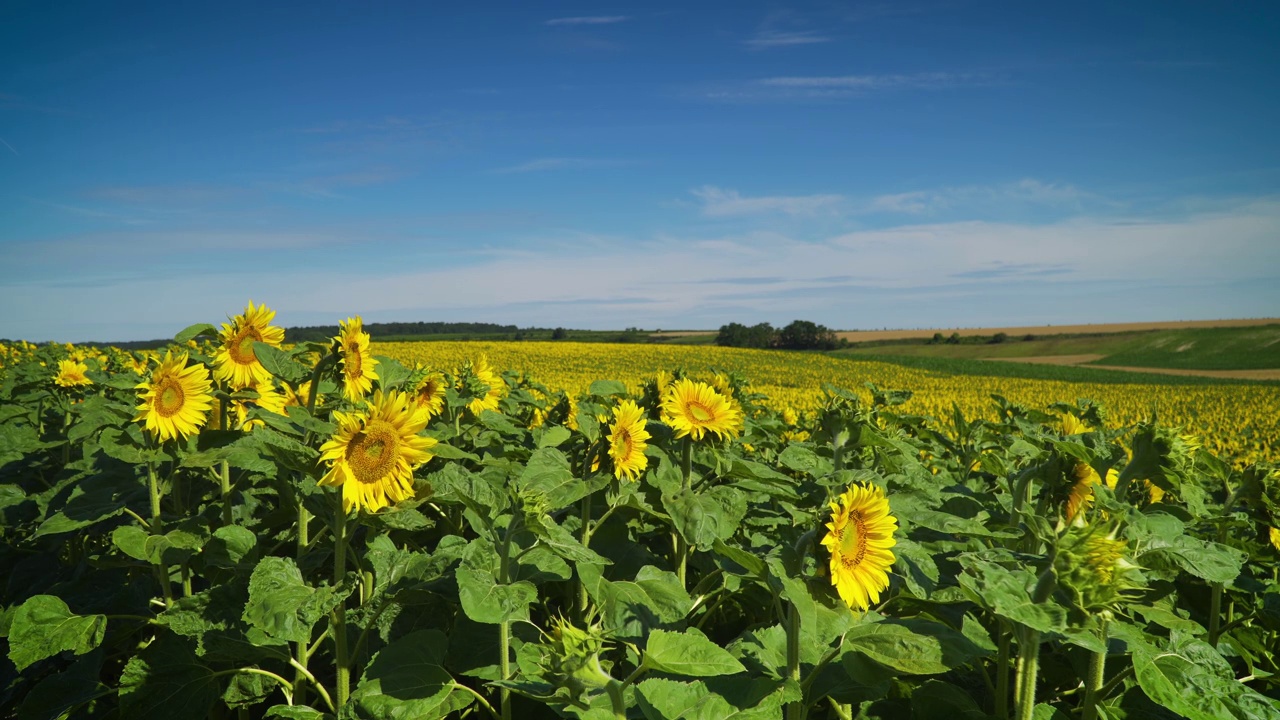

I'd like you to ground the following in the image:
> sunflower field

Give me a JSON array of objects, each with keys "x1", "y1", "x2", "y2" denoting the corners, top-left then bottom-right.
[{"x1": 2, "y1": 305, "x2": 1280, "y2": 720}]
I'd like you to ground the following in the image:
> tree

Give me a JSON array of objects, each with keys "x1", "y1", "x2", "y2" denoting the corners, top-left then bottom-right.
[
  {"x1": 778, "y1": 320, "x2": 837, "y2": 350},
  {"x1": 552, "y1": 327, "x2": 568, "y2": 340},
  {"x1": 716, "y1": 322, "x2": 776, "y2": 348}
]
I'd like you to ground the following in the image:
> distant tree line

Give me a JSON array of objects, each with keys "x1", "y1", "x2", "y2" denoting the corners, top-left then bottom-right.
[
  {"x1": 284, "y1": 321, "x2": 523, "y2": 343},
  {"x1": 715, "y1": 320, "x2": 842, "y2": 350}
]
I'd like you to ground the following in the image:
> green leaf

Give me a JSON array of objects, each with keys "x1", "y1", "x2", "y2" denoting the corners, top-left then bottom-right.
[
  {"x1": 517, "y1": 447, "x2": 587, "y2": 510},
  {"x1": 664, "y1": 485, "x2": 748, "y2": 551},
  {"x1": 253, "y1": 342, "x2": 308, "y2": 384},
  {"x1": 842, "y1": 619, "x2": 989, "y2": 675},
  {"x1": 535, "y1": 425, "x2": 572, "y2": 448},
  {"x1": 589, "y1": 379, "x2": 628, "y2": 396},
  {"x1": 7, "y1": 595, "x2": 107, "y2": 671},
  {"x1": 242, "y1": 556, "x2": 342, "y2": 645},
  {"x1": 1129, "y1": 633, "x2": 1280, "y2": 720},
  {"x1": 956, "y1": 554, "x2": 1066, "y2": 633},
  {"x1": 777, "y1": 445, "x2": 831, "y2": 478},
  {"x1": 1138, "y1": 535, "x2": 1244, "y2": 584},
  {"x1": 16, "y1": 649, "x2": 108, "y2": 720},
  {"x1": 455, "y1": 564, "x2": 538, "y2": 625},
  {"x1": 175, "y1": 323, "x2": 218, "y2": 343},
  {"x1": 118, "y1": 634, "x2": 222, "y2": 720},
  {"x1": 348, "y1": 630, "x2": 471, "y2": 720},
  {"x1": 204, "y1": 525, "x2": 259, "y2": 569},
  {"x1": 643, "y1": 629, "x2": 747, "y2": 677},
  {"x1": 372, "y1": 355, "x2": 412, "y2": 389}
]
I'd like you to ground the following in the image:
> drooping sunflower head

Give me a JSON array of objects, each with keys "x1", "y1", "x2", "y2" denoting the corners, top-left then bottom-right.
[
  {"x1": 412, "y1": 371, "x2": 447, "y2": 417},
  {"x1": 282, "y1": 380, "x2": 319, "y2": 410},
  {"x1": 213, "y1": 301, "x2": 286, "y2": 389},
  {"x1": 1056, "y1": 526, "x2": 1141, "y2": 614},
  {"x1": 1061, "y1": 414, "x2": 1090, "y2": 436},
  {"x1": 336, "y1": 316, "x2": 380, "y2": 402},
  {"x1": 319, "y1": 389, "x2": 436, "y2": 514},
  {"x1": 135, "y1": 351, "x2": 214, "y2": 442},
  {"x1": 1065, "y1": 462, "x2": 1102, "y2": 523},
  {"x1": 231, "y1": 381, "x2": 290, "y2": 431},
  {"x1": 821, "y1": 483, "x2": 898, "y2": 611},
  {"x1": 462, "y1": 356, "x2": 506, "y2": 416},
  {"x1": 607, "y1": 399, "x2": 651, "y2": 481},
  {"x1": 53, "y1": 359, "x2": 93, "y2": 388},
  {"x1": 660, "y1": 378, "x2": 743, "y2": 442}
]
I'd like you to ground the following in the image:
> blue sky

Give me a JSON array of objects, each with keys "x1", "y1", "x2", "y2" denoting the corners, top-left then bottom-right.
[{"x1": 2, "y1": 1, "x2": 1279, "y2": 342}]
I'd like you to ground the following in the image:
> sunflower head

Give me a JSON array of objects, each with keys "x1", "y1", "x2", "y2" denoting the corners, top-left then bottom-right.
[
  {"x1": 335, "y1": 316, "x2": 380, "y2": 402},
  {"x1": 607, "y1": 399, "x2": 651, "y2": 481},
  {"x1": 319, "y1": 389, "x2": 436, "y2": 514},
  {"x1": 213, "y1": 301, "x2": 286, "y2": 389},
  {"x1": 821, "y1": 483, "x2": 898, "y2": 611},
  {"x1": 1065, "y1": 462, "x2": 1102, "y2": 524},
  {"x1": 135, "y1": 351, "x2": 214, "y2": 442},
  {"x1": 412, "y1": 371, "x2": 447, "y2": 417},
  {"x1": 660, "y1": 378, "x2": 742, "y2": 442},
  {"x1": 1056, "y1": 526, "x2": 1142, "y2": 615},
  {"x1": 229, "y1": 381, "x2": 289, "y2": 431},
  {"x1": 53, "y1": 359, "x2": 93, "y2": 389},
  {"x1": 1270, "y1": 527, "x2": 1280, "y2": 552},
  {"x1": 1061, "y1": 414, "x2": 1090, "y2": 436},
  {"x1": 460, "y1": 356, "x2": 506, "y2": 416}
]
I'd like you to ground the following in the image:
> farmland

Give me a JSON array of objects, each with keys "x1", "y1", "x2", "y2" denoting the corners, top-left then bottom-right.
[{"x1": 1, "y1": 312, "x2": 1279, "y2": 720}]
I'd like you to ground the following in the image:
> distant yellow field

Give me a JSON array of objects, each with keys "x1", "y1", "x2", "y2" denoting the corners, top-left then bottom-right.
[{"x1": 375, "y1": 341, "x2": 1280, "y2": 464}]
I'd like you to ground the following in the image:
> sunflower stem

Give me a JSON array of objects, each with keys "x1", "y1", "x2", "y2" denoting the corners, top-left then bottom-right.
[
  {"x1": 1014, "y1": 628, "x2": 1041, "y2": 720},
  {"x1": 145, "y1": 457, "x2": 173, "y2": 608},
  {"x1": 1081, "y1": 620, "x2": 1108, "y2": 720},
  {"x1": 1208, "y1": 582, "x2": 1223, "y2": 646},
  {"x1": 784, "y1": 600, "x2": 804, "y2": 720},
  {"x1": 218, "y1": 396, "x2": 233, "y2": 526},
  {"x1": 578, "y1": 489, "x2": 593, "y2": 621},
  {"x1": 995, "y1": 619, "x2": 1011, "y2": 719},
  {"x1": 498, "y1": 528, "x2": 513, "y2": 720},
  {"x1": 676, "y1": 437, "x2": 693, "y2": 589},
  {"x1": 333, "y1": 496, "x2": 350, "y2": 709}
]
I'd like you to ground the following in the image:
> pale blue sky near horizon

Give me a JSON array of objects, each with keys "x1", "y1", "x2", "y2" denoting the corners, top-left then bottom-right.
[{"x1": 2, "y1": 1, "x2": 1279, "y2": 342}]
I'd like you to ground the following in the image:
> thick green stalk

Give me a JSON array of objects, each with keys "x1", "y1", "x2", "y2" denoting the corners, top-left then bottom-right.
[
  {"x1": 498, "y1": 533, "x2": 513, "y2": 720},
  {"x1": 784, "y1": 601, "x2": 804, "y2": 720},
  {"x1": 1208, "y1": 582, "x2": 1223, "y2": 646},
  {"x1": 676, "y1": 438, "x2": 693, "y2": 588},
  {"x1": 1015, "y1": 629, "x2": 1041, "y2": 720},
  {"x1": 578, "y1": 489, "x2": 593, "y2": 619},
  {"x1": 146, "y1": 460, "x2": 173, "y2": 608},
  {"x1": 333, "y1": 498, "x2": 350, "y2": 708},
  {"x1": 1081, "y1": 621, "x2": 1109, "y2": 720},
  {"x1": 218, "y1": 396, "x2": 233, "y2": 526},
  {"x1": 995, "y1": 620, "x2": 1011, "y2": 719}
]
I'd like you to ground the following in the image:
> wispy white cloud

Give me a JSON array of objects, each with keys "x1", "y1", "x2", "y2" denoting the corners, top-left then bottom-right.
[
  {"x1": 745, "y1": 30, "x2": 832, "y2": 49},
  {"x1": 692, "y1": 186, "x2": 845, "y2": 217},
  {"x1": 867, "y1": 179, "x2": 1096, "y2": 215},
  {"x1": 491, "y1": 157, "x2": 624, "y2": 174},
  {"x1": 760, "y1": 72, "x2": 984, "y2": 90},
  {"x1": 545, "y1": 16, "x2": 630, "y2": 26}
]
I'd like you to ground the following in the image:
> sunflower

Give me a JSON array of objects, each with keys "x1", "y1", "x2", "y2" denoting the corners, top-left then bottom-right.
[
  {"x1": 212, "y1": 301, "x2": 285, "y2": 389},
  {"x1": 282, "y1": 380, "x2": 318, "y2": 410},
  {"x1": 660, "y1": 378, "x2": 742, "y2": 441},
  {"x1": 135, "y1": 351, "x2": 214, "y2": 441},
  {"x1": 1270, "y1": 527, "x2": 1280, "y2": 552},
  {"x1": 821, "y1": 483, "x2": 898, "y2": 611},
  {"x1": 53, "y1": 359, "x2": 93, "y2": 388},
  {"x1": 412, "y1": 371, "x2": 447, "y2": 417},
  {"x1": 127, "y1": 353, "x2": 151, "y2": 376},
  {"x1": 1061, "y1": 414, "x2": 1090, "y2": 435},
  {"x1": 1066, "y1": 462, "x2": 1102, "y2": 522},
  {"x1": 231, "y1": 381, "x2": 290, "y2": 430},
  {"x1": 336, "y1": 317, "x2": 379, "y2": 402},
  {"x1": 319, "y1": 390, "x2": 437, "y2": 514},
  {"x1": 464, "y1": 356, "x2": 506, "y2": 416},
  {"x1": 607, "y1": 399, "x2": 651, "y2": 481}
]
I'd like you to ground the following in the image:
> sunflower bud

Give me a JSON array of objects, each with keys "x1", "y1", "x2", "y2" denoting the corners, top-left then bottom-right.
[
  {"x1": 1055, "y1": 525, "x2": 1142, "y2": 617},
  {"x1": 539, "y1": 615, "x2": 613, "y2": 698}
]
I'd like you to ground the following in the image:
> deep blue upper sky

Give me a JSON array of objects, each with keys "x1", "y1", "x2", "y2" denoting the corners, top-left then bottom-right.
[{"x1": 2, "y1": 1, "x2": 1278, "y2": 341}]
